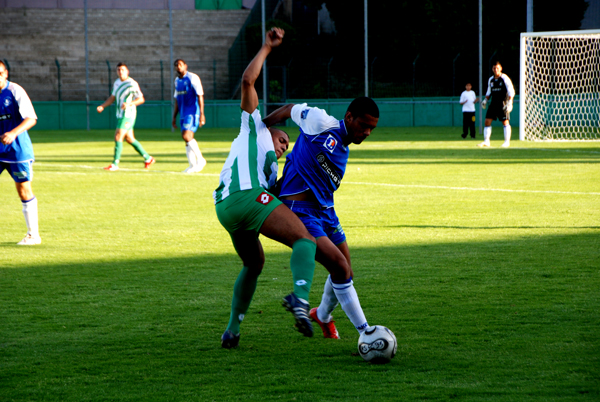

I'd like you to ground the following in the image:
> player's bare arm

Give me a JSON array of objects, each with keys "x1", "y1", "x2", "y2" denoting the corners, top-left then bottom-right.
[
  {"x1": 0, "y1": 117, "x2": 37, "y2": 145},
  {"x1": 240, "y1": 27, "x2": 284, "y2": 114},
  {"x1": 123, "y1": 95, "x2": 145, "y2": 110},
  {"x1": 263, "y1": 104, "x2": 294, "y2": 127},
  {"x1": 97, "y1": 95, "x2": 116, "y2": 113},
  {"x1": 198, "y1": 95, "x2": 205, "y2": 126},
  {"x1": 172, "y1": 99, "x2": 179, "y2": 129}
]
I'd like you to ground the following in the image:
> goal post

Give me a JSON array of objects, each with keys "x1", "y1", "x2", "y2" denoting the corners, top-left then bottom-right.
[{"x1": 519, "y1": 29, "x2": 600, "y2": 141}]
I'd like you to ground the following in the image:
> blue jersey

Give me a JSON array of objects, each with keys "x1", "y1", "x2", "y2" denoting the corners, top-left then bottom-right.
[
  {"x1": 279, "y1": 104, "x2": 349, "y2": 208},
  {"x1": 174, "y1": 71, "x2": 203, "y2": 117},
  {"x1": 0, "y1": 81, "x2": 37, "y2": 163}
]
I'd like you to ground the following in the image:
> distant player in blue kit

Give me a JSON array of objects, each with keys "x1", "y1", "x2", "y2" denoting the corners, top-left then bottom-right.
[
  {"x1": 214, "y1": 28, "x2": 317, "y2": 348},
  {"x1": 172, "y1": 59, "x2": 207, "y2": 173},
  {"x1": 0, "y1": 61, "x2": 41, "y2": 245},
  {"x1": 263, "y1": 96, "x2": 379, "y2": 339},
  {"x1": 478, "y1": 61, "x2": 515, "y2": 148}
]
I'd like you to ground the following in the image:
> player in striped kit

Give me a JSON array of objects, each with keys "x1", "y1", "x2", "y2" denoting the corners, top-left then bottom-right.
[
  {"x1": 478, "y1": 61, "x2": 515, "y2": 148},
  {"x1": 0, "y1": 61, "x2": 41, "y2": 245},
  {"x1": 97, "y1": 63, "x2": 155, "y2": 171},
  {"x1": 214, "y1": 28, "x2": 317, "y2": 348}
]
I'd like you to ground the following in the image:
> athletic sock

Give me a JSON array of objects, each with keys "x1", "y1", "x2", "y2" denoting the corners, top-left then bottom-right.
[
  {"x1": 227, "y1": 266, "x2": 259, "y2": 335},
  {"x1": 289, "y1": 238, "x2": 316, "y2": 302},
  {"x1": 483, "y1": 126, "x2": 492, "y2": 143},
  {"x1": 113, "y1": 141, "x2": 123, "y2": 165},
  {"x1": 131, "y1": 140, "x2": 150, "y2": 160},
  {"x1": 331, "y1": 278, "x2": 369, "y2": 333},
  {"x1": 503, "y1": 125, "x2": 512, "y2": 143},
  {"x1": 185, "y1": 144, "x2": 194, "y2": 167},
  {"x1": 316, "y1": 275, "x2": 340, "y2": 323},
  {"x1": 21, "y1": 196, "x2": 39, "y2": 237},
  {"x1": 187, "y1": 139, "x2": 204, "y2": 165}
]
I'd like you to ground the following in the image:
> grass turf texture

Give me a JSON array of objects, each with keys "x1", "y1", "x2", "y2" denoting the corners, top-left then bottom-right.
[{"x1": 1, "y1": 127, "x2": 599, "y2": 401}]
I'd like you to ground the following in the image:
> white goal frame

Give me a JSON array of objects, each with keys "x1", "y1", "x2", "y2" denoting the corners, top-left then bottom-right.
[{"x1": 519, "y1": 29, "x2": 600, "y2": 141}]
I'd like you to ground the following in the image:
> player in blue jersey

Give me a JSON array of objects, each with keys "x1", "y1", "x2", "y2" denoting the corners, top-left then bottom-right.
[
  {"x1": 0, "y1": 61, "x2": 41, "y2": 245},
  {"x1": 263, "y1": 97, "x2": 379, "y2": 339},
  {"x1": 172, "y1": 60, "x2": 207, "y2": 173}
]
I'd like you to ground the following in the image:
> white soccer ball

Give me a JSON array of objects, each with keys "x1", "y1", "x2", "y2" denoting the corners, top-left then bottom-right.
[{"x1": 357, "y1": 325, "x2": 397, "y2": 364}]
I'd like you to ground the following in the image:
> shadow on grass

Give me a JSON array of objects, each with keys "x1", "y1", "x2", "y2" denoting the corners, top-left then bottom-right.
[{"x1": 1, "y1": 231, "x2": 599, "y2": 400}]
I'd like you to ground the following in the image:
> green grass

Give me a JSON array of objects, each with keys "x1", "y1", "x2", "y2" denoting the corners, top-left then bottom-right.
[{"x1": 1, "y1": 127, "x2": 599, "y2": 401}]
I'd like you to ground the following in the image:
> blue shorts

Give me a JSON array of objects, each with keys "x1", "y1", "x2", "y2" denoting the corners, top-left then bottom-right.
[
  {"x1": 282, "y1": 199, "x2": 346, "y2": 245},
  {"x1": 180, "y1": 114, "x2": 199, "y2": 133},
  {"x1": 0, "y1": 160, "x2": 33, "y2": 183}
]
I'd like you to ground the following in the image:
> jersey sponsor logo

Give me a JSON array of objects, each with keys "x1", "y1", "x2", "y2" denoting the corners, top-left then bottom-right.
[
  {"x1": 300, "y1": 109, "x2": 310, "y2": 119},
  {"x1": 324, "y1": 134, "x2": 337, "y2": 153},
  {"x1": 0, "y1": 113, "x2": 12, "y2": 120},
  {"x1": 316, "y1": 152, "x2": 341, "y2": 188},
  {"x1": 175, "y1": 90, "x2": 188, "y2": 96},
  {"x1": 256, "y1": 192, "x2": 274, "y2": 205}
]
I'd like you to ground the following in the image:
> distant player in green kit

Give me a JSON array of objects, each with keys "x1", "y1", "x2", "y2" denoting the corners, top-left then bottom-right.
[{"x1": 97, "y1": 63, "x2": 155, "y2": 171}]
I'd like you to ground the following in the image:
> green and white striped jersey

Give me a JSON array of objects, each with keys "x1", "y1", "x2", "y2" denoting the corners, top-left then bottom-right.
[
  {"x1": 111, "y1": 77, "x2": 142, "y2": 119},
  {"x1": 213, "y1": 108, "x2": 278, "y2": 204}
]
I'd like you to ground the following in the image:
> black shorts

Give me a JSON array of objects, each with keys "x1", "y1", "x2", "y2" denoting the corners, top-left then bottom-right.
[{"x1": 485, "y1": 102, "x2": 509, "y2": 122}]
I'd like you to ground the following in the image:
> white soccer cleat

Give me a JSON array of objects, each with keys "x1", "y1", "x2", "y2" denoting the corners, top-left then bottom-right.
[
  {"x1": 477, "y1": 141, "x2": 491, "y2": 147},
  {"x1": 17, "y1": 234, "x2": 42, "y2": 245},
  {"x1": 501, "y1": 142, "x2": 511, "y2": 148},
  {"x1": 197, "y1": 157, "x2": 207, "y2": 172},
  {"x1": 103, "y1": 164, "x2": 119, "y2": 171}
]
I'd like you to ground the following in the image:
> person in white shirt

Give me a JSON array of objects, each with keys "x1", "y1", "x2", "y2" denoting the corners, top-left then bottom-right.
[{"x1": 459, "y1": 83, "x2": 479, "y2": 139}]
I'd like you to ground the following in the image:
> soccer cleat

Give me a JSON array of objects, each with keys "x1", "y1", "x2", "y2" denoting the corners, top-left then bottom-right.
[
  {"x1": 221, "y1": 330, "x2": 240, "y2": 349},
  {"x1": 310, "y1": 308, "x2": 340, "y2": 339},
  {"x1": 501, "y1": 142, "x2": 511, "y2": 148},
  {"x1": 144, "y1": 156, "x2": 156, "y2": 169},
  {"x1": 282, "y1": 293, "x2": 313, "y2": 337},
  {"x1": 461, "y1": 133, "x2": 467, "y2": 139},
  {"x1": 183, "y1": 165, "x2": 198, "y2": 174},
  {"x1": 17, "y1": 234, "x2": 42, "y2": 245},
  {"x1": 477, "y1": 141, "x2": 491, "y2": 147},
  {"x1": 103, "y1": 164, "x2": 119, "y2": 171}
]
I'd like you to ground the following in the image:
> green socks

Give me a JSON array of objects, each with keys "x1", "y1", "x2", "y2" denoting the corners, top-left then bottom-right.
[
  {"x1": 290, "y1": 238, "x2": 316, "y2": 301},
  {"x1": 114, "y1": 140, "x2": 150, "y2": 165},
  {"x1": 112, "y1": 141, "x2": 123, "y2": 165},
  {"x1": 131, "y1": 140, "x2": 150, "y2": 160},
  {"x1": 227, "y1": 266, "x2": 258, "y2": 335}
]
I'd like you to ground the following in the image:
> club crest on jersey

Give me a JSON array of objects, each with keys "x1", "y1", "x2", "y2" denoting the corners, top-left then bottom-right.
[
  {"x1": 323, "y1": 134, "x2": 337, "y2": 153},
  {"x1": 4, "y1": 98, "x2": 11, "y2": 107},
  {"x1": 300, "y1": 109, "x2": 310, "y2": 119},
  {"x1": 256, "y1": 192, "x2": 274, "y2": 205}
]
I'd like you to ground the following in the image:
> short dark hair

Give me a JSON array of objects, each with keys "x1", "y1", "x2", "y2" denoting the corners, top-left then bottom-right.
[
  {"x1": 347, "y1": 96, "x2": 379, "y2": 119},
  {"x1": 174, "y1": 59, "x2": 186, "y2": 66},
  {"x1": 116, "y1": 62, "x2": 128, "y2": 69},
  {"x1": 493, "y1": 61, "x2": 502, "y2": 67}
]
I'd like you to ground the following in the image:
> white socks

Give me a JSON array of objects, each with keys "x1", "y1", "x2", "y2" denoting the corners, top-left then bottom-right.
[
  {"x1": 504, "y1": 125, "x2": 511, "y2": 143},
  {"x1": 317, "y1": 275, "x2": 368, "y2": 333},
  {"x1": 483, "y1": 126, "x2": 492, "y2": 143},
  {"x1": 186, "y1": 139, "x2": 204, "y2": 167},
  {"x1": 22, "y1": 196, "x2": 39, "y2": 237}
]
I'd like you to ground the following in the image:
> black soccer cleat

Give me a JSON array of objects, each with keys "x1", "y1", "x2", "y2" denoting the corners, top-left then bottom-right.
[
  {"x1": 221, "y1": 330, "x2": 240, "y2": 349},
  {"x1": 282, "y1": 293, "x2": 313, "y2": 337}
]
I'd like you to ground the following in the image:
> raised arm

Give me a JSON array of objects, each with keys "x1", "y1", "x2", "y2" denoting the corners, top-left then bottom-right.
[
  {"x1": 240, "y1": 27, "x2": 284, "y2": 114},
  {"x1": 262, "y1": 103, "x2": 294, "y2": 127}
]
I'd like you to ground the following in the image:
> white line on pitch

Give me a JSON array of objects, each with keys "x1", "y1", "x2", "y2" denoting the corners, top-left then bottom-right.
[{"x1": 345, "y1": 181, "x2": 600, "y2": 196}]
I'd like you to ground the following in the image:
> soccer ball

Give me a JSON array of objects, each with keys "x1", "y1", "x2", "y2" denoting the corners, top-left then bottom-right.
[{"x1": 357, "y1": 325, "x2": 397, "y2": 364}]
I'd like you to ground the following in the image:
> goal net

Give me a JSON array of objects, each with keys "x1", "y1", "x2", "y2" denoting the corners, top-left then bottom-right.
[{"x1": 519, "y1": 30, "x2": 600, "y2": 141}]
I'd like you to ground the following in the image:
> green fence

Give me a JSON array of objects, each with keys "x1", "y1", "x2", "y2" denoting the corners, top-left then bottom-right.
[{"x1": 31, "y1": 97, "x2": 520, "y2": 131}]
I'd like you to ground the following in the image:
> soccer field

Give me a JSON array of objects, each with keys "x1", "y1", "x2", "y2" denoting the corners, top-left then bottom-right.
[{"x1": 1, "y1": 127, "x2": 599, "y2": 401}]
